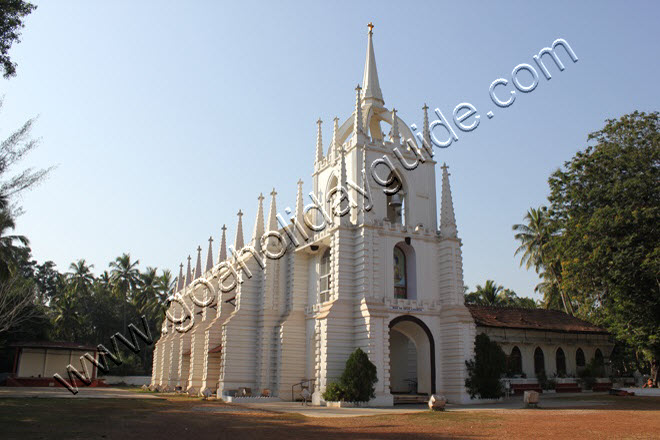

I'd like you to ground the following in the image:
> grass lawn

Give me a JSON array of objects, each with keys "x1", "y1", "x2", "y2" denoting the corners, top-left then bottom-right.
[{"x1": 0, "y1": 395, "x2": 659, "y2": 439}]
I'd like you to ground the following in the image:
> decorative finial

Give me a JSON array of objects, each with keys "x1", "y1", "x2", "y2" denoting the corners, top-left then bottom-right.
[
  {"x1": 258, "y1": 192, "x2": 264, "y2": 202},
  {"x1": 317, "y1": 117, "x2": 322, "y2": 126},
  {"x1": 237, "y1": 209, "x2": 243, "y2": 217},
  {"x1": 367, "y1": 22, "x2": 374, "y2": 32},
  {"x1": 297, "y1": 178, "x2": 303, "y2": 186},
  {"x1": 423, "y1": 103, "x2": 429, "y2": 110},
  {"x1": 221, "y1": 224, "x2": 227, "y2": 231},
  {"x1": 355, "y1": 84, "x2": 362, "y2": 91},
  {"x1": 270, "y1": 188, "x2": 277, "y2": 197}
]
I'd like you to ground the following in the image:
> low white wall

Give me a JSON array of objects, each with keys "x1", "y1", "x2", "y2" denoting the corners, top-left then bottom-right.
[{"x1": 101, "y1": 375, "x2": 151, "y2": 386}]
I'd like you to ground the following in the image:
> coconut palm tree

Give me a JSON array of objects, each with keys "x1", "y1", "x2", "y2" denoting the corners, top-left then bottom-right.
[
  {"x1": 52, "y1": 289, "x2": 81, "y2": 341},
  {"x1": 0, "y1": 209, "x2": 28, "y2": 280},
  {"x1": 157, "y1": 269, "x2": 174, "y2": 303},
  {"x1": 136, "y1": 267, "x2": 160, "y2": 317},
  {"x1": 513, "y1": 207, "x2": 574, "y2": 314},
  {"x1": 466, "y1": 280, "x2": 506, "y2": 305},
  {"x1": 67, "y1": 259, "x2": 95, "y2": 295},
  {"x1": 109, "y1": 253, "x2": 140, "y2": 331}
]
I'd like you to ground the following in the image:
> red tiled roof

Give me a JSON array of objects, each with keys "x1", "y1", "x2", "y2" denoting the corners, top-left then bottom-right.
[
  {"x1": 9, "y1": 341, "x2": 98, "y2": 351},
  {"x1": 208, "y1": 344, "x2": 222, "y2": 354},
  {"x1": 466, "y1": 305, "x2": 609, "y2": 334}
]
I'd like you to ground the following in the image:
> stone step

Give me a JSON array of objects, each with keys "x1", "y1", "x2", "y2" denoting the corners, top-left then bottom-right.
[{"x1": 393, "y1": 394, "x2": 429, "y2": 404}]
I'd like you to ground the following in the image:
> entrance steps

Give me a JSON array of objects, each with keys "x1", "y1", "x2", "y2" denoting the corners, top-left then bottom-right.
[{"x1": 393, "y1": 394, "x2": 429, "y2": 404}]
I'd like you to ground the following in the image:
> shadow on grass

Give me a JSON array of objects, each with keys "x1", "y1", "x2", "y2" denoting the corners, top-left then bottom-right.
[{"x1": 0, "y1": 397, "x2": 494, "y2": 440}]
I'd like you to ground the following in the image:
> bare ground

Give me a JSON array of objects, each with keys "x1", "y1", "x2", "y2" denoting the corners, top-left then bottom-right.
[{"x1": 0, "y1": 394, "x2": 658, "y2": 440}]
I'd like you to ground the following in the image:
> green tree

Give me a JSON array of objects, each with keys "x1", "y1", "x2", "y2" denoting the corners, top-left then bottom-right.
[
  {"x1": 67, "y1": 259, "x2": 94, "y2": 295},
  {"x1": 0, "y1": 208, "x2": 27, "y2": 280},
  {"x1": 51, "y1": 289, "x2": 81, "y2": 341},
  {"x1": 465, "y1": 333, "x2": 507, "y2": 399},
  {"x1": 465, "y1": 280, "x2": 537, "y2": 308},
  {"x1": 338, "y1": 348, "x2": 378, "y2": 402},
  {"x1": 0, "y1": 0, "x2": 37, "y2": 78},
  {"x1": 109, "y1": 253, "x2": 140, "y2": 331},
  {"x1": 513, "y1": 207, "x2": 574, "y2": 314},
  {"x1": 547, "y1": 111, "x2": 659, "y2": 384},
  {"x1": 323, "y1": 348, "x2": 378, "y2": 402}
]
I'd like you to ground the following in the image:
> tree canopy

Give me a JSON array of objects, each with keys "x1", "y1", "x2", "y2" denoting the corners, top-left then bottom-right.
[
  {"x1": 547, "y1": 111, "x2": 659, "y2": 382},
  {"x1": 0, "y1": 0, "x2": 37, "y2": 78},
  {"x1": 465, "y1": 280, "x2": 537, "y2": 309}
]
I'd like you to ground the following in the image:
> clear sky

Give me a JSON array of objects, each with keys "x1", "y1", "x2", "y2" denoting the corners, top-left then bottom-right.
[{"x1": 2, "y1": 1, "x2": 658, "y2": 299}]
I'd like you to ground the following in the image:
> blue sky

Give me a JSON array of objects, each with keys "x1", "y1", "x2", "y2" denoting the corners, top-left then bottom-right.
[{"x1": 1, "y1": 1, "x2": 658, "y2": 299}]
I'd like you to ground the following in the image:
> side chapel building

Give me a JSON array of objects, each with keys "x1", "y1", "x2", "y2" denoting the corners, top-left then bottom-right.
[{"x1": 150, "y1": 25, "x2": 613, "y2": 405}]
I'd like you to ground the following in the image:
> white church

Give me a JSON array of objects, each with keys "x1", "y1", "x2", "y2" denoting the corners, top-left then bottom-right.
[{"x1": 150, "y1": 25, "x2": 613, "y2": 405}]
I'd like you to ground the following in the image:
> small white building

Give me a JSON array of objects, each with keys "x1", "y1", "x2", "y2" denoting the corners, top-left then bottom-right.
[
  {"x1": 150, "y1": 25, "x2": 612, "y2": 405},
  {"x1": 8, "y1": 341, "x2": 100, "y2": 387}
]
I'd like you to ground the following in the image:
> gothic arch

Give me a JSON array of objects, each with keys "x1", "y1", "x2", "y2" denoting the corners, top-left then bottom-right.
[{"x1": 389, "y1": 315, "x2": 435, "y2": 394}]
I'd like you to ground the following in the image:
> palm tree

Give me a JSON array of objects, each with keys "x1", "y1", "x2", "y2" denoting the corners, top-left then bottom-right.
[
  {"x1": 512, "y1": 207, "x2": 552, "y2": 272},
  {"x1": 52, "y1": 289, "x2": 81, "y2": 341},
  {"x1": 0, "y1": 209, "x2": 29, "y2": 280},
  {"x1": 109, "y1": 253, "x2": 140, "y2": 331},
  {"x1": 513, "y1": 207, "x2": 574, "y2": 314},
  {"x1": 157, "y1": 269, "x2": 174, "y2": 303},
  {"x1": 67, "y1": 259, "x2": 95, "y2": 294},
  {"x1": 136, "y1": 267, "x2": 160, "y2": 317},
  {"x1": 466, "y1": 280, "x2": 506, "y2": 305}
]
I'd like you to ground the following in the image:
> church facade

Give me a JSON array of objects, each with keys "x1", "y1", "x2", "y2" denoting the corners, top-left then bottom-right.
[{"x1": 150, "y1": 25, "x2": 612, "y2": 405}]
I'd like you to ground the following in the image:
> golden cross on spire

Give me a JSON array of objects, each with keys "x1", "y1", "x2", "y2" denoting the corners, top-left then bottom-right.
[{"x1": 367, "y1": 22, "x2": 374, "y2": 32}]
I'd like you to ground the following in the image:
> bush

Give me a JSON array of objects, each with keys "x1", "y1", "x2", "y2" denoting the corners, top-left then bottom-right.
[
  {"x1": 322, "y1": 382, "x2": 345, "y2": 401},
  {"x1": 340, "y1": 348, "x2": 378, "y2": 402},
  {"x1": 577, "y1": 358, "x2": 603, "y2": 390},
  {"x1": 323, "y1": 348, "x2": 378, "y2": 402},
  {"x1": 465, "y1": 333, "x2": 507, "y2": 399}
]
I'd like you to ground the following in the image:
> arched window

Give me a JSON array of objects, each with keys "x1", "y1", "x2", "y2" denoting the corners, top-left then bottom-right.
[
  {"x1": 593, "y1": 348, "x2": 605, "y2": 376},
  {"x1": 319, "y1": 248, "x2": 331, "y2": 302},
  {"x1": 556, "y1": 348, "x2": 566, "y2": 376},
  {"x1": 576, "y1": 348, "x2": 585, "y2": 368},
  {"x1": 594, "y1": 348, "x2": 604, "y2": 365},
  {"x1": 508, "y1": 346, "x2": 523, "y2": 376},
  {"x1": 393, "y1": 246, "x2": 407, "y2": 299},
  {"x1": 534, "y1": 347, "x2": 545, "y2": 375}
]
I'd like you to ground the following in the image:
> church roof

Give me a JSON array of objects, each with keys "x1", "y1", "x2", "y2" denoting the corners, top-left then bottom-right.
[{"x1": 467, "y1": 305, "x2": 609, "y2": 335}]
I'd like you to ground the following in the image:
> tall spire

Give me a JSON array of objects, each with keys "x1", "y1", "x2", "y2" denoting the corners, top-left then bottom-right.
[
  {"x1": 331, "y1": 116, "x2": 339, "y2": 163},
  {"x1": 353, "y1": 84, "x2": 364, "y2": 140},
  {"x1": 315, "y1": 118, "x2": 324, "y2": 166},
  {"x1": 234, "y1": 210, "x2": 244, "y2": 249},
  {"x1": 295, "y1": 179, "x2": 304, "y2": 225},
  {"x1": 194, "y1": 246, "x2": 202, "y2": 279},
  {"x1": 177, "y1": 263, "x2": 184, "y2": 291},
  {"x1": 441, "y1": 163, "x2": 458, "y2": 238},
  {"x1": 185, "y1": 255, "x2": 192, "y2": 287},
  {"x1": 267, "y1": 188, "x2": 278, "y2": 231},
  {"x1": 217, "y1": 225, "x2": 227, "y2": 263},
  {"x1": 391, "y1": 108, "x2": 400, "y2": 144},
  {"x1": 339, "y1": 145, "x2": 349, "y2": 226},
  {"x1": 205, "y1": 236, "x2": 214, "y2": 272},
  {"x1": 362, "y1": 22, "x2": 384, "y2": 106},
  {"x1": 252, "y1": 193, "x2": 265, "y2": 242},
  {"x1": 423, "y1": 103, "x2": 431, "y2": 148}
]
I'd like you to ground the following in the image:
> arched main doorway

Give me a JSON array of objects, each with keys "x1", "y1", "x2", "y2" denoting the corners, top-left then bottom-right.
[{"x1": 388, "y1": 316, "x2": 435, "y2": 395}]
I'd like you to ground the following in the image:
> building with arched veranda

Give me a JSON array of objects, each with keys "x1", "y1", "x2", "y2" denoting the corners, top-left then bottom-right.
[{"x1": 149, "y1": 24, "x2": 613, "y2": 405}]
